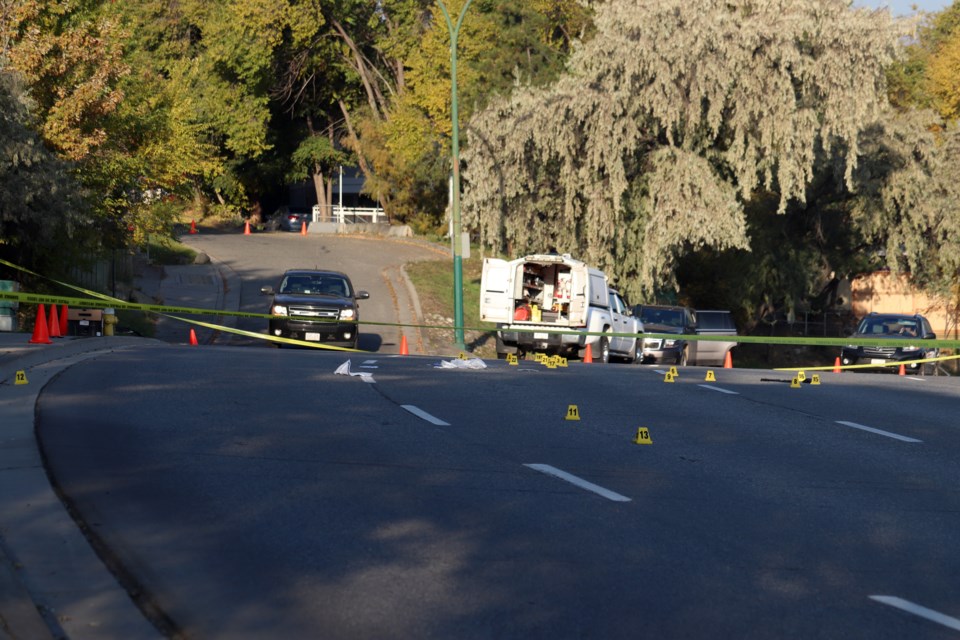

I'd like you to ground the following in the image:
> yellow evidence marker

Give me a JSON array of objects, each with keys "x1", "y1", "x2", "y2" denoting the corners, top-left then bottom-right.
[
  {"x1": 633, "y1": 427, "x2": 653, "y2": 445},
  {"x1": 506, "y1": 353, "x2": 519, "y2": 366},
  {"x1": 558, "y1": 357, "x2": 568, "y2": 368},
  {"x1": 811, "y1": 374, "x2": 821, "y2": 385},
  {"x1": 14, "y1": 370, "x2": 28, "y2": 385},
  {"x1": 796, "y1": 370, "x2": 806, "y2": 382},
  {"x1": 705, "y1": 370, "x2": 716, "y2": 382},
  {"x1": 668, "y1": 366, "x2": 679, "y2": 377},
  {"x1": 664, "y1": 371, "x2": 676, "y2": 383},
  {"x1": 565, "y1": 404, "x2": 581, "y2": 421},
  {"x1": 458, "y1": 351, "x2": 468, "y2": 360},
  {"x1": 790, "y1": 377, "x2": 801, "y2": 388}
]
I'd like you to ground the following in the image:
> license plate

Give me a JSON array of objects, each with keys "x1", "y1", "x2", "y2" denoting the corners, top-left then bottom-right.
[
  {"x1": 534, "y1": 332, "x2": 548, "y2": 340},
  {"x1": 305, "y1": 332, "x2": 320, "y2": 341},
  {"x1": 870, "y1": 358, "x2": 886, "y2": 364},
  {"x1": 79, "y1": 320, "x2": 89, "y2": 326}
]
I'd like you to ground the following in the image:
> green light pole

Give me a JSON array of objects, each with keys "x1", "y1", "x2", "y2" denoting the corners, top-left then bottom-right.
[{"x1": 436, "y1": 0, "x2": 472, "y2": 349}]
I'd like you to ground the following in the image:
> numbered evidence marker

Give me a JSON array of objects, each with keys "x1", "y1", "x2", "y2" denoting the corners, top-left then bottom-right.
[
  {"x1": 796, "y1": 370, "x2": 806, "y2": 382},
  {"x1": 810, "y1": 374, "x2": 821, "y2": 385},
  {"x1": 668, "y1": 366, "x2": 679, "y2": 377},
  {"x1": 633, "y1": 427, "x2": 653, "y2": 445},
  {"x1": 15, "y1": 370, "x2": 28, "y2": 385},
  {"x1": 458, "y1": 351, "x2": 468, "y2": 360},
  {"x1": 663, "y1": 371, "x2": 676, "y2": 383},
  {"x1": 506, "y1": 353, "x2": 519, "y2": 366},
  {"x1": 565, "y1": 404, "x2": 581, "y2": 421},
  {"x1": 790, "y1": 377, "x2": 801, "y2": 388},
  {"x1": 705, "y1": 370, "x2": 716, "y2": 382}
]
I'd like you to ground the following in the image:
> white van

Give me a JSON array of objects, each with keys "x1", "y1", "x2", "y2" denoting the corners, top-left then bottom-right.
[{"x1": 480, "y1": 254, "x2": 640, "y2": 362}]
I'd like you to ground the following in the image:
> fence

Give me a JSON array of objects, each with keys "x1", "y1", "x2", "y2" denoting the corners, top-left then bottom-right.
[{"x1": 312, "y1": 205, "x2": 386, "y2": 225}]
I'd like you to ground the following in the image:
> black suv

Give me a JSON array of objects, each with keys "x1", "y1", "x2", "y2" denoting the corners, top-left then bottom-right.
[
  {"x1": 633, "y1": 304, "x2": 697, "y2": 365},
  {"x1": 840, "y1": 313, "x2": 939, "y2": 374},
  {"x1": 260, "y1": 270, "x2": 369, "y2": 348}
]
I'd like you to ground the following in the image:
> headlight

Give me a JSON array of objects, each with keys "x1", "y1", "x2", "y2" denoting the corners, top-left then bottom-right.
[
  {"x1": 271, "y1": 304, "x2": 287, "y2": 316},
  {"x1": 339, "y1": 308, "x2": 356, "y2": 320},
  {"x1": 664, "y1": 340, "x2": 677, "y2": 347}
]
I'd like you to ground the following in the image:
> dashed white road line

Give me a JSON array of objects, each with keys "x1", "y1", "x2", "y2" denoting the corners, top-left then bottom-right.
[
  {"x1": 524, "y1": 464, "x2": 631, "y2": 503},
  {"x1": 401, "y1": 404, "x2": 450, "y2": 426},
  {"x1": 870, "y1": 596, "x2": 960, "y2": 632},
  {"x1": 836, "y1": 421, "x2": 922, "y2": 443},
  {"x1": 698, "y1": 384, "x2": 739, "y2": 395}
]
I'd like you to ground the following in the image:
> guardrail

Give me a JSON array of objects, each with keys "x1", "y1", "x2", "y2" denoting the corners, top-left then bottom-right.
[{"x1": 312, "y1": 205, "x2": 386, "y2": 225}]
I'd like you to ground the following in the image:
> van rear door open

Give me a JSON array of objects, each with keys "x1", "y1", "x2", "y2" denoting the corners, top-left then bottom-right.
[{"x1": 479, "y1": 258, "x2": 515, "y2": 323}]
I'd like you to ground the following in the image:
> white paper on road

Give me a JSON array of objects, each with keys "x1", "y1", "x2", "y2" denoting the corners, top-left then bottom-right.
[
  {"x1": 334, "y1": 360, "x2": 374, "y2": 382},
  {"x1": 434, "y1": 358, "x2": 487, "y2": 369}
]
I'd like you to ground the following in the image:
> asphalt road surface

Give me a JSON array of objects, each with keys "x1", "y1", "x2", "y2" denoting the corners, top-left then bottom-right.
[{"x1": 36, "y1": 347, "x2": 960, "y2": 639}]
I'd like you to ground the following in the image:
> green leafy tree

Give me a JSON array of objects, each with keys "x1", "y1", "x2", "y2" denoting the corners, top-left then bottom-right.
[{"x1": 462, "y1": 0, "x2": 906, "y2": 303}]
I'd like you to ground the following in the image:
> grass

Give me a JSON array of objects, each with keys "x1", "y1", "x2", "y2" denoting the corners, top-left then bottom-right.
[
  {"x1": 147, "y1": 235, "x2": 197, "y2": 266},
  {"x1": 405, "y1": 254, "x2": 498, "y2": 356}
]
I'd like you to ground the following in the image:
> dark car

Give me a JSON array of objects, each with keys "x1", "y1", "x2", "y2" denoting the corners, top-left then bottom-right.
[
  {"x1": 260, "y1": 270, "x2": 369, "y2": 348},
  {"x1": 840, "y1": 312, "x2": 939, "y2": 374},
  {"x1": 633, "y1": 304, "x2": 697, "y2": 365},
  {"x1": 272, "y1": 206, "x2": 311, "y2": 232}
]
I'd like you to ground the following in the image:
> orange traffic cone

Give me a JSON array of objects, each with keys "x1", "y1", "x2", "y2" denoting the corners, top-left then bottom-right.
[
  {"x1": 59, "y1": 304, "x2": 69, "y2": 336},
  {"x1": 189, "y1": 328, "x2": 199, "y2": 346},
  {"x1": 583, "y1": 343, "x2": 593, "y2": 363},
  {"x1": 833, "y1": 357, "x2": 842, "y2": 374},
  {"x1": 898, "y1": 363, "x2": 905, "y2": 376},
  {"x1": 244, "y1": 221, "x2": 251, "y2": 235},
  {"x1": 189, "y1": 220, "x2": 198, "y2": 234},
  {"x1": 47, "y1": 304, "x2": 62, "y2": 338},
  {"x1": 29, "y1": 304, "x2": 52, "y2": 344},
  {"x1": 723, "y1": 351, "x2": 733, "y2": 369},
  {"x1": 399, "y1": 334, "x2": 409, "y2": 355},
  {"x1": 300, "y1": 221, "x2": 308, "y2": 236}
]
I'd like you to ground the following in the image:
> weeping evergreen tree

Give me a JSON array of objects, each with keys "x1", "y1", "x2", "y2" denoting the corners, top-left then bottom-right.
[{"x1": 462, "y1": 0, "x2": 907, "y2": 303}]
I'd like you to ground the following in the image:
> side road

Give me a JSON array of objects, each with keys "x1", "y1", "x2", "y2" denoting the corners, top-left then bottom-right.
[{"x1": 0, "y1": 256, "x2": 241, "y2": 639}]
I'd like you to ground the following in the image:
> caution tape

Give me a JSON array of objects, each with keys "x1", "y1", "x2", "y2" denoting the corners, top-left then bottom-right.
[
  {"x1": 775, "y1": 353, "x2": 960, "y2": 372},
  {"x1": 3, "y1": 256, "x2": 960, "y2": 350}
]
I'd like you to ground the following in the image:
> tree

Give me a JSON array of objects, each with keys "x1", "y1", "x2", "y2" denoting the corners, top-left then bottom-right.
[
  {"x1": 462, "y1": 0, "x2": 907, "y2": 302},
  {"x1": 0, "y1": 71, "x2": 87, "y2": 277}
]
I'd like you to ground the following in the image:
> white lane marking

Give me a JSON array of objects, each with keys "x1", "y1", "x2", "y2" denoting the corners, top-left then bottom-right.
[
  {"x1": 359, "y1": 365, "x2": 379, "y2": 369},
  {"x1": 870, "y1": 596, "x2": 960, "y2": 632},
  {"x1": 401, "y1": 405, "x2": 450, "y2": 426},
  {"x1": 524, "y1": 464, "x2": 631, "y2": 503},
  {"x1": 362, "y1": 360, "x2": 378, "y2": 365},
  {"x1": 836, "y1": 421, "x2": 922, "y2": 443},
  {"x1": 698, "y1": 384, "x2": 739, "y2": 395},
  {"x1": 362, "y1": 375, "x2": 376, "y2": 384}
]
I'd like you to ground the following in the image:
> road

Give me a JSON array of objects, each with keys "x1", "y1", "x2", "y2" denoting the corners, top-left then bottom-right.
[
  {"x1": 177, "y1": 229, "x2": 445, "y2": 352},
  {"x1": 36, "y1": 347, "x2": 960, "y2": 639}
]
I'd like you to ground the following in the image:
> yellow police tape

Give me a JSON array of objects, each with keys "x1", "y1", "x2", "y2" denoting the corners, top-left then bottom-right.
[
  {"x1": 0, "y1": 257, "x2": 362, "y2": 352},
  {"x1": 4, "y1": 256, "x2": 960, "y2": 353},
  {"x1": 775, "y1": 353, "x2": 960, "y2": 372}
]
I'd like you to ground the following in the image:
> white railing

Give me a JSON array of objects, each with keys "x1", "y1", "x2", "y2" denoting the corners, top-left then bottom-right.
[{"x1": 312, "y1": 205, "x2": 386, "y2": 224}]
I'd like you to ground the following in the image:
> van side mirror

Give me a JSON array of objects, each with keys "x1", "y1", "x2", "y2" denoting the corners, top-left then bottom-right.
[
  {"x1": 260, "y1": 286, "x2": 274, "y2": 295},
  {"x1": 356, "y1": 291, "x2": 370, "y2": 300}
]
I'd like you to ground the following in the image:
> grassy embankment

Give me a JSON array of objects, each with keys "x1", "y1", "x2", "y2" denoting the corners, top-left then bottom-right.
[{"x1": 404, "y1": 254, "x2": 498, "y2": 358}]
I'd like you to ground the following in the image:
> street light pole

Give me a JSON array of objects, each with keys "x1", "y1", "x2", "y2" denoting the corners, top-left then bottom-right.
[{"x1": 436, "y1": 0, "x2": 472, "y2": 349}]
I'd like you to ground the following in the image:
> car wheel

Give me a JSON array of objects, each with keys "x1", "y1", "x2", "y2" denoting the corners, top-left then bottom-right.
[{"x1": 598, "y1": 336, "x2": 610, "y2": 364}]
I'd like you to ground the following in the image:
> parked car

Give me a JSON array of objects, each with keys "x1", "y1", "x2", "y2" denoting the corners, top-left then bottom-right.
[
  {"x1": 260, "y1": 270, "x2": 369, "y2": 348},
  {"x1": 840, "y1": 312, "x2": 939, "y2": 374},
  {"x1": 693, "y1": 310, "x2": 739, "y2": 366},
  {"x1": 272, "y1": 206, "x2": 311, "y2": 232},
  {"x1": 633, "y1": 304, "x2": 697, "y2": 365}
]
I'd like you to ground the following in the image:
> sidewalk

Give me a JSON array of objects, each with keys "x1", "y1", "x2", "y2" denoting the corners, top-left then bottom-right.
[{"x1": 0, "y1": 257, "x2": 239, "y2": 638}]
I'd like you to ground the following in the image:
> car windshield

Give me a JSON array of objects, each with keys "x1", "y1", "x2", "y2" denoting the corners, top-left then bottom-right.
[
  {"x1": 857, "y1": 316, "x2": 917, "y2": 336},
  {"x1": 280, "y1": 275, "x2": 350, "y2": 297},
  {"x1": 640, "y1": 308, "x2": 682, "y2": 327}
]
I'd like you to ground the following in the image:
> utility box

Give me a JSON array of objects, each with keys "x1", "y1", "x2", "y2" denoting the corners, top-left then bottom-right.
[
  {"x1": 0, "y1": 281, "x2": 18, "y2": 332},
  {"x1": 68, "y1": 308, "x2": 104, "y2": 337}
]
